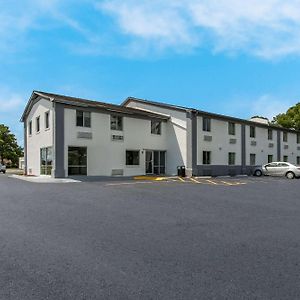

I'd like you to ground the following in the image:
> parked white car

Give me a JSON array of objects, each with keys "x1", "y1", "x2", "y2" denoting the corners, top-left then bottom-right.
[
  {"x1": 0, "y1": 164, "x2": 6, "y2": 174},
  {"x1": 253, "y1": 162, "x2": 300, "y2": 179}
]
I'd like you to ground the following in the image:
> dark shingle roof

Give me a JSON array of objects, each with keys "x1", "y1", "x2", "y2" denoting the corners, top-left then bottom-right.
[
  {"x1": 123, "y1": 96, "x2": 300, "y2": 133},
  {"x1": 21, "y1": 91, "x2": 170, "y2": 122}
]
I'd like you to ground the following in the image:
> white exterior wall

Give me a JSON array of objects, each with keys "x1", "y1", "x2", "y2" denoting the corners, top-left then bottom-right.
[
  {"x1": 64, "y1": 108, "x2": 167, "y2": 176},
  {"x1": 125, "y1": 102, "x2": 187, "y2": 175},
  {"x1": 281, "y1": 132, "x2": 300, "y2": 164},
  {"x1": 26, "y1": 98, "x2": 54, "y2": 176},
  {"x1": 197, "y1": 117, "x2": 242, "y2": 165},
  {"x1": 245, "y1": 125, "x2": 277, "y2": 165}
]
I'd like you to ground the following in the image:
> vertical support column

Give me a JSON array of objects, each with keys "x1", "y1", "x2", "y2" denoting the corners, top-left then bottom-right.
[
  {"x1": 186, "y1": 111, "x2": 197, "y2": 177},
  {"x1": 23, "y1": 122, "x2": 28, "y2": 175},
  {"x1": 277, "y1": 130, "x2": 281, "y2": 161},
  {"x1": 241, "y1": 124, "x2": 246, "y2": 174},
  {"x1": 54, "y1": 103, "x2": 65, "y2": 178}
]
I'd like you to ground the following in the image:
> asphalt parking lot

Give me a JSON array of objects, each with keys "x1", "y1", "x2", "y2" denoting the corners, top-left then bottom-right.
[{"x1": 1, "y1": 174, "x2": 300, "y2": 299}]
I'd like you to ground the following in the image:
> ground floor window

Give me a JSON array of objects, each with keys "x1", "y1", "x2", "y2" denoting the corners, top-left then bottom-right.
[
  {"x1": 250, "y1": 153, "x2": 256, "y2": 166},
  {"x1": 283, "y1": 155, "x2": 288, "y2": 162},
  {"x1": 126, "y1": 150, "x2": 140, "y2": 166},
  {"x1": 268, "y1": 155, "x2": 273, "y2": 163},
  {"x1": 202, "y1": 151, "x2": 211, "y2": 165},
  {"x1": 297, "y1": 156, "x2": 300, "y2": 165},
  {"x1": 68, "y1": 147, "x2": 87, "y2": 175},
  {"x1": 228, "y1": 152, "x2": 236, "y2": 165},
  {"x1": 40, "y1": 147, "x2": 53, "y2": 175}
]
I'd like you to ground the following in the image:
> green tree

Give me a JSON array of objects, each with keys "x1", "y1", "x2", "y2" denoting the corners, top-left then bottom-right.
[
  {"x1": 0, "y1": 124, "x2": 23, "y2": 166},
  {"x1": 273, "y1": 103, "x2": 300, "y2": 130}
]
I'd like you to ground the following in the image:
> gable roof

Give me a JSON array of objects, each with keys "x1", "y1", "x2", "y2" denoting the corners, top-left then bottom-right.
[
  {"x1": 20, "y1": 91, "x2": 170, "y2": 122},
  {"x1": 123, "y1": 96, "x2": 300, "y2": 134}
]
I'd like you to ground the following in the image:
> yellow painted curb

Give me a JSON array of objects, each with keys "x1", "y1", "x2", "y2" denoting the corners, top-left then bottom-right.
[{"x1": 133, "y1": 176, "x2": 167, "y2": 181}]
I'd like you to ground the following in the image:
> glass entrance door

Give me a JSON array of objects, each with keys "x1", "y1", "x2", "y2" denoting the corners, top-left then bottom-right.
[
  {"x1": 145, "y1": 150, "x2": 166, "y2": 175},
  {"x1": 40, "y1": 147, "x2": 53, "y2": 175},
  {"x1": 145, "y1": 151, "x2": 153, "y2": 174},
  {"x1": 68, "y1": 147, "x2": 87, "y2": 175}
]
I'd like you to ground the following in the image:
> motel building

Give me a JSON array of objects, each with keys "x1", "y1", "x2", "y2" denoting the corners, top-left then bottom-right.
[{"x1": 21, "y1": 91, "x2": 300, "y2": 178}]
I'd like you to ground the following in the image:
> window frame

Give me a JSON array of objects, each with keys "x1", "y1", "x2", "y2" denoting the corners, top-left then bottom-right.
[
  {"x1": 268, "y1": 129, "x2": 273, "y2": 140},
  {"x1": 250, "y1": 126, "x2": 256, "y2": 138},
  {"x1": 29, "y1": 120, "x2": 32, "y2": 136},
  {"x1": 228, "y1": 122, "x2": 235, "y2": 135},
  {"x1": 76, "y1": 110, "x2": 91, "y2": 128},
  {"x1": 36, "y1": 116, "x2": 40, "y2": 133},
  {"x1": 268, "y1": 155, "x2": 273, "y2": 163},
  {"x1": 250, "y1": 153, "x2": 256, "y2": 166},
  {"x1": 126, "y1": 150, "x2": 140, "y2": 166},
  {"x1": 151, "y1": 120, "x2": 162, "y2": 135},
  {"x1": 110, "y1": 115, "x2": 123, "y2": 131},
  {"x1": 228, "y1": 152, "x2": 236, "y2": 165},
  {"x1": 202, "y1": 151, "x2": 211, "y2": 165},
  {"x1": 45, "y1": 111, "x2": 50, "y2": 130},
  {"x1": 202, "y1": 117, "x2": 211, "y2": 132}
]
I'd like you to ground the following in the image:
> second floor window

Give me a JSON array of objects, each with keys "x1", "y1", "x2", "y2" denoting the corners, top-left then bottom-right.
[
  {"x1": 203, "y1": 117, "x2": 211, "y2": 132},
  {"x1": 151, "y1": 120, "x2": 161, "y2": 135},
  {"x1": 250, "y1": 126, "x2": 255, "y2": 138},
  {"x1": 111, "y1": 115, "x2": 123, "y2": 131},
  {"x1": 76, "y1": 111, "x2": 91, "y2": 128},
  {"x1": 29, "y1": 121, "x2": 32, "y2": 135},
  {"x1": 283, "y1": 132, "x2": 288, "y2": 142},
  {"x1": 297, "y1": 133, "x2": 300, "y2": 144},
  {"x1": 228, "y1": 122, "x2": 235, "y2": 135},
  {"x1": 268, "y1": 129, "x2": 273, "y2": 140},
  {"x1": 36, "y1": 116, "x2": 40, "y2": 133},
  {"x1": 45, "y1": 111, "x2": 50, "y2": 129}
]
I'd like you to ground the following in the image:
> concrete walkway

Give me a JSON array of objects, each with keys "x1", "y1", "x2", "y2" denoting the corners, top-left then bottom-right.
[{"x1": 10, "y1": 175, "x2": 81, "y2": 183}]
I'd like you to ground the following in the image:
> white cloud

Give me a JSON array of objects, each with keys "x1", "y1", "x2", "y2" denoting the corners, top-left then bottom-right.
[
  {"x1": 248, "y1": 94, "x2": 294, "y2": 120},
  {"x1": 98, "y1": 0, "x2": 300, "y2": 59},
  {"x1": 0, "y1": 87, "x2": 26, "y2": 113},
  {"x1": 211, "y1": 94, "x2": 295, "y2": 121},
  {"x1": 2, "y1": 0, "x2": 300, "y2": 58}
]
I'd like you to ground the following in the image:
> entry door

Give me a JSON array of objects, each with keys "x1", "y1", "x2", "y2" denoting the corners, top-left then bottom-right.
[
  {"x1": 145, "y1": 150, "x2": 166, "y2": 175},
  {"x1": 145, "y1": 151, "x2": 153, "y2": 174},
  {"x1": 68, "y1": 147, "x2": 87, "y2": 175}
]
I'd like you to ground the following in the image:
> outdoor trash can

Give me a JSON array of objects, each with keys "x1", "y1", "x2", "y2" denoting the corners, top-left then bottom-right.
[{"x1": 177, "y1": 166, "x2": 186, "y2": 177}]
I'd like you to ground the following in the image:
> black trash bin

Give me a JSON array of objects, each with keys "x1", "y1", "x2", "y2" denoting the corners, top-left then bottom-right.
[{"x1": 177, "y1": 166, "x2": 186, "y2": 177}]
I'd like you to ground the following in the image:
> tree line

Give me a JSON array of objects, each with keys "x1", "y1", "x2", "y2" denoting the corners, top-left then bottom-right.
[{"x1": 0, "y1": 124, "x2": 23, "y2": 167}]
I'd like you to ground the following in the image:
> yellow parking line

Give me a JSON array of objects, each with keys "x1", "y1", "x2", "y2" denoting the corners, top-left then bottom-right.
[
  {"x1": 190, "y1": 177, "x2": 205, "y2": 184},
  {"x1": 220, "y1": 180, "x2": 235, "y2": 186},
  {"x1": 206, "y1": 179, "x2": 219, "y2": 185},
  {"x1": 178, "y1": 177, "x2": 185, "y2": 182}
]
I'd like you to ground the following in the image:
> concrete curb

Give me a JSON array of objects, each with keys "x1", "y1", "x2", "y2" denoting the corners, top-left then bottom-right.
[{"x1": 10, "y1": 175, "x2": 81, "y2": 183}]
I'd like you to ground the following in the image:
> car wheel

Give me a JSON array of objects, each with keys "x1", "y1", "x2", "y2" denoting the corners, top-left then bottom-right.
[
  {"x1": 286, "y1": 172, "x2": 295, "y2": 179},
  {"x1": 254, "y1": 169, "x2": 262, "y2": 177}
]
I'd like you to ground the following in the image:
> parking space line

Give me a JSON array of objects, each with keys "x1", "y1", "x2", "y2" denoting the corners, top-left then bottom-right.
[
  {"x1": 190, "y1": 178, "x2": 205, "y2": 184},
  {"x1": 178, "y1": 177, "x2": 185, "y2": 182},
  {"x1": 219, "y1": 180, "x2": 235, "y2": 186},
  {"x1": 206, "y1": 179, "x2": 219, "y2": 185},
  {"x1": 105, "y1": 181, "x2": 154, "y2": 186}
]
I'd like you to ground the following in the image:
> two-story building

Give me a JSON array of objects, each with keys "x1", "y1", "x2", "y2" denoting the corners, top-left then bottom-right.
[{"x1": 21, "y1": 91, "x2": 300, "y2": 178}]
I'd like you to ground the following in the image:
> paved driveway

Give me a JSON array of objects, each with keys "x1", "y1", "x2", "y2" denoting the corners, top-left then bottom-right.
[{"x1": 1, "y1": 175, "x2": 300, "y2": 299}]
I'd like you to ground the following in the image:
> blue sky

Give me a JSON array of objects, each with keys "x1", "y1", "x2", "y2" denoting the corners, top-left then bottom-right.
[{"x1": 1, "y1": 0, "x2": 300, "y2": 145}]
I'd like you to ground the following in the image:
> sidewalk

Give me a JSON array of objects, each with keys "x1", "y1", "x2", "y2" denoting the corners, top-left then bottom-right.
[{"x1": 10, "y1": 175, "x2": 81, "y2": 183}]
